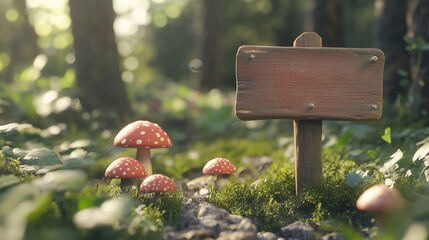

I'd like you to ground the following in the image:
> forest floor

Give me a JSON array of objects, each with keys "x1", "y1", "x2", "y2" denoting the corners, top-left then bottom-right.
[{"x1": 162, "y1": 169, "x2": 351, "y2": 240}]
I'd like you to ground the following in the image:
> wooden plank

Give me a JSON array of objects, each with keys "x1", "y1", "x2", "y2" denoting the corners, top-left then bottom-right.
[{"x1": 235, "y1": 45, "x2": 384, "y2": 121}]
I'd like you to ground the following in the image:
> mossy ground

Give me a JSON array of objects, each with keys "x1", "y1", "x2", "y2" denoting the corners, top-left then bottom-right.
[
  {"x1": 209, "y1": 153, "x2": 376, "y2": 233},
  {"x1": 2, "y1": 120, "x2": 429, "y2": 239},
  {"x1": 0, "y1": 153, "x2": 36, "y2": 181}
]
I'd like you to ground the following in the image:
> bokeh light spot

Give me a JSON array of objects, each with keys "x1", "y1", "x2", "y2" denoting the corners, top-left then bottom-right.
[{"x1": 6, "y1": 9, "x2": 19, "y2": 22}]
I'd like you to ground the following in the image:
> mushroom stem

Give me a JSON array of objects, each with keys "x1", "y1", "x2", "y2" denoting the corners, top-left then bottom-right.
[
  {"x1": 137, "y1": 148, "x2": 152, "y2": 176},
  {"x1": 120, "y1": 179, "x2": 132, "y2": 190}
]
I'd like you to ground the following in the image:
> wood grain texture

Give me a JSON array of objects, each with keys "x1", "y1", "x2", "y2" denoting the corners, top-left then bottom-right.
[
  {"x1": 293, "y1": 32, "x2": 323, "y2": 195},
  {"x1": 235, "y1": 44, "x2": 384, "y2": 121},
  {"x1": 294, "y1": 119, "x2": 322, "y2": 192}
]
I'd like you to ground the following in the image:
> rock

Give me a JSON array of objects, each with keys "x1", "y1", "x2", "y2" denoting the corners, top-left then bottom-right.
[
  {"x1": 165, "y1": 183, "x2": 352, "y2": 240},
  {"x1": 227, "y1": 214, "x2": 244, "y2": 224},
  {"x1": 241, "y1": 156, "x2": 273, "y2": 170},
  {"x1": 321, "y1": 232, "x2": 346, "y2": 240},
  {"x1": 280, "y1": 221, "x2": 316, "y2": 240},
  {"x1": 257, "y1": 231, "x2": 278, "y2": 240},
  {"x1": 180, "y1": 199, "x2": 200, "y2": 228},
  {"x1": 237, "y1": 168, "x2": 255, "y2": 180},
  {"x1": 218, "y1": 231, "x2": 257, "y2": 240},
  {"x1": 186, "y1": 175, "x2": 214, "y2": 191},
  {"x1": 163, "y1": 229, "x2": 216, "y2": 240},
  {"x1": 199, "y1": 188, "x2": 209, "y2": 196},
  {"x1": 238, "y1": 218, "x2": 258, "y2": 233},
  {"x1": 198, "y1": 203, "x2": 233, "y2": 231},
  {"x1": 165, "y1": 201, "x2": 263, "y2": 240},
  {"x1": 198, "y1": 203, "x2": 230, "y2": 220}
]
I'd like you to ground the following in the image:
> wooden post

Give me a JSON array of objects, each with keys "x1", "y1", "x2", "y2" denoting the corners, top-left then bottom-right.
[{"x1": 293, "y1": 32, "x2": 323, "y2": 195}]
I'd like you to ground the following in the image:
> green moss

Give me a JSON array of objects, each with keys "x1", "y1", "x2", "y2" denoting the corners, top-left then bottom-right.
[
  {"x1": 155, "y1": 138, "x2": 280, "y2": 179},
  {"x1": 0, "y1": 153, "x2": 20, "y2": 174},
  {"x1": 138, "y1": 188, "x2": 184, "y2": 228},
  {"x1": 0, "y1": 153, "x2": 35, "y2": 181},
  {"x1": 209, "y1": 154, "x2": 372, "y2": 232}
]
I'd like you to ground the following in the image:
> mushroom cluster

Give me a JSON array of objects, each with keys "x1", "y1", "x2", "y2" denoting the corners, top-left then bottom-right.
[
  {"x1": 114, "y1": 120, "x2": 172, "y2": 176},
  {"x1": 105, "y1": 157, "x2": 148, "y2": 190},
  {"x1": 105, "y1": 120, "x2": 176, "y2": 193},
  {"x1": 105, "y1": 121, "x2": 238, "y2": 195}
]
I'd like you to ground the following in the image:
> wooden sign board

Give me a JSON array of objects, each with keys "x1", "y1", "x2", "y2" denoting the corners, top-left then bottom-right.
[{"x1": 236, "y1": 46, "x2": 385, "y2": 121}]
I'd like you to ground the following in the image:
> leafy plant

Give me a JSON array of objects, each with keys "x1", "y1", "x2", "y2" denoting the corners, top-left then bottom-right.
[{"x1": 397, "y1": 35, "x2": 429, "y2": 118}]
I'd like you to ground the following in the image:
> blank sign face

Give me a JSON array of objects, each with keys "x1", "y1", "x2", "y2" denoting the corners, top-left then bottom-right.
[{"x1": 235, "y1": 45, "x2": 384, "y2": 121}]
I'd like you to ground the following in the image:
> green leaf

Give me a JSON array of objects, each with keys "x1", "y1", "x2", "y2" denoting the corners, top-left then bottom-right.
[
  {"x1": 366, "y1": 149, "x2": 379, "y2": 159},
  {"x1": 0, "y1": 184, "x2": 51, "y2": 239},
  {"x1": 0, "y1": 123, "x2": 19, "y2": 134},
  {"x1": 1, "y1": 146, "x2": 29, "y2": 160},
  {"x1": 0, "y1": 175, "x2": 21, "y2": 189},
  {"x1": 425, "y1": 169, "x2": 429, "y2": 182},
  {"x1": 379, "y1": 149, "x2": 403, "y2": 175},
  {"x1": 33, "y1": 170, "x2": 88, "y2": 191},
  {"x1": 337, "y1": 130, "x2": 353, "y2": 149},
  {"x1": 21, "y1": 148, "x2": 63, "y2": 166},
  {"x1": 381, "y1": 127, "x2": 392, "y2": 144},
  {"x1": 345, "y1": 170, "x2": 371, "y2": 187},
  {"x1": 403, "y1": 35, "x2": 414, "y2": 44},
  {"x1": 397, "y1": 69, "x2": 409, "y2": 77},
  {"x1": 0, "y1": 123, "x2": 41, "y2": 138},
  {"x1": 412, "y1": 142, "x2": 429, "y2": 162},
  {"x1": 73, "y1": 198, "x2": 135, "y2": 229}
]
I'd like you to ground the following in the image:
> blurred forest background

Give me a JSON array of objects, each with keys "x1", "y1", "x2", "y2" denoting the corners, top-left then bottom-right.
[
  {"x1": 2, "y1": 1, "x2": 429, "y2": 239},
  {"x1": 0, "y1": 0, "x2": 428, "y2": 132}
]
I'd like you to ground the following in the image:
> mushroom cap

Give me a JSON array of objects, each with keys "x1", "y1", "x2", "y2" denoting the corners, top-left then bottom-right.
[
  {"x1": 202, "y1": 157, "x2": 237, "y2": 175},
  {"x1": 356, "y1": 184, "x2": 404, "y2": 212},
  {"x1": 105, "y1": 157, "x2": 148, "y2": 179},
  {"x1": 114, "y1": 120, "x2": 172, "y2": 149},
  {"x1": 140, "y1": 174, "x2": 176, "y2": 193}
]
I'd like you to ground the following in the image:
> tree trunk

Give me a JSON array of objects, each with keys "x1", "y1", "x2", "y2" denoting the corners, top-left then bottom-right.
[
  {"x1": 407, "y1": 0, "x2": 429, "y2": 116},
  {"x1": 69, "y1": 0, "x2": 131, "y2": 116},
  {"x1": 200, "y1": 0, "x2": 222, "y2": 91},
  {"x1": 312, "y1": 0, "x2": 344, "y2": 47},
  {"x1": 3, "y1": 0, "x2": 40, "y2": 82},
  {"x1": 374, "y1": 0, "x2": 409, "y2": 103},
  {"x1": 272, "y1": 0, "x2": 302, "y2": 46}
]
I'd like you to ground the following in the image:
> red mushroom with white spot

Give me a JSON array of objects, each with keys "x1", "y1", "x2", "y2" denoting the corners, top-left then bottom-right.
[
  {"x1": 203, "y1": 157, "x2": 237, "y2": 175},
  {"x1": 105, "y1": 157, "x2": 147, "y2": 190},
  {"x1": 140, "y1": 174, "x2": 177, "y2": 193},
  {"x1": 356, "y1": 184, "x2": 404, "y2": 226},
  {"x1": 114, "y1": 120, "x2": 172, "y2": 176},
  {"x1": 202, "y1": 157, "x2": 237, "y2": 188}
]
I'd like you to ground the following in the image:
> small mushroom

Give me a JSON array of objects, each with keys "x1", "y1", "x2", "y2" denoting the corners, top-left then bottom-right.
[
  {"x1": 114, "y1": 120, "x2": 172, "y2": 176},
  {"x1": 356, "y1": 184, "x2": 404, "y2": 226},
  {"x1": 140, "y1": 174, "x2": 176, "y2": 193},
  {"x1": 105, "y1": 157, "x2": 147, "y2": 190},
  {"x1": 140, "y1": 174, "x2": 177, "y2": 208},
  {"x1": 203, "y1": 157, "x2": 237, "y2": 175},
  {"x1": 203, "y1": 157, "x2": 237, "y2": 188}
]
